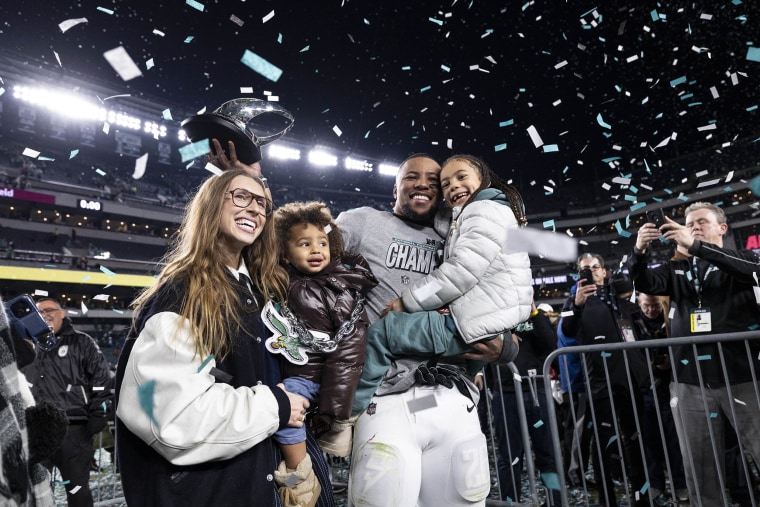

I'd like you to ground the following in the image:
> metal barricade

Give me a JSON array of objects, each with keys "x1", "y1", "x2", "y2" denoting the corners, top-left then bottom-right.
[{"x1": 542, "y1": 330, "x2": 760, "y2": 507}]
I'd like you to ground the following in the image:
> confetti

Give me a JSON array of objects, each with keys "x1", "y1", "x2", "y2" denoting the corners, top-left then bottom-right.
[
  {"x1": 240, "y1": 49, "x2": 282, "y2": 82},
  {"x1": 58, "y1": 17, "x2": 88, "y2": 33},
  {"x1": 103, "y1": 46, "x2": 143, "y2": 81},
  {"x1": 133, "y1": 153, "x2": 148, "y2": 180}
]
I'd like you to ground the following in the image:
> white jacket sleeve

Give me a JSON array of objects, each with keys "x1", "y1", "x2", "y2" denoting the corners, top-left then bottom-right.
[
  {"x1": 116, "y1": 312, "x2": 282, "y2": 466},
  {"x1": 402, "y1": 200, "x2": 514, "y2": 312}
]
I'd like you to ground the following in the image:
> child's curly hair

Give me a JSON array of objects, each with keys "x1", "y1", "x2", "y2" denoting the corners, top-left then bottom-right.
[{"x1": 274, "y1": 201, "x2": 344, "y2": 259}]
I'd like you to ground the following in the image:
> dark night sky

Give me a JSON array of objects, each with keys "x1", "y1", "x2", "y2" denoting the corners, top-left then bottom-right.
[{"x1": 1, "y1": 0, "x2": 760, "y2": 194}]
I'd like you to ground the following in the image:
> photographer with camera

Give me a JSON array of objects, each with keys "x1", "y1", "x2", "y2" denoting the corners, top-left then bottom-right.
[
  {"x1": 560, "y1": 253, "x2": 650, "y2": 507},
  {"x1": 22, "y1": 298, "x2": 112, "y2": 507}
]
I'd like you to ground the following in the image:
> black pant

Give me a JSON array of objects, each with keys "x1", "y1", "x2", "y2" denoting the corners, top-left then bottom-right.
[{"x1": 47, "y1": 423, "x2": 94, "y2": 507}]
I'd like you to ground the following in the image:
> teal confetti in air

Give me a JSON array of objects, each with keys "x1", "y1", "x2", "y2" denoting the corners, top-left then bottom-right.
[
  {"x1": 697, "y1": 354, "x2": 712, "y2": 361},
  {"x1": 184, "y1": 36, "x2": 194, "y2": 43},
  {"x1": 428, "y1": 17, "x2": 443, "y2": 26},
  {"x1": 641, "y1": 482, "x2": 650, "y2": 494},
  {"x1": 495, "y1": 143, "x2": 507, "y2": 152},
  {"x1": 650, "y1": 10, "x2": 659, "y2": 21},
  {"x1": 299, "y1": 45, "x2": 310, "y2": 53},
  {"x1": 277, "y1": 33, "x2": 282, "y2": 43},
  {"x1": 601, "y1": 352, "x2": 611, "y2": 358},
  {"x1": 543, "y1": 144, "x2": 559, "y2": 152},
  {"x1": 198, "y1": 354, "x2": 215, "y2": 373},
  {"x1": 70, "y1": 149, "x2": 79, "y2": 159},
  {"x1": 533, "y1": 420, "x2": 544, "y2": 428},
  {"x1": 95, "y1": 168, "x2": 106, "y2": 176},
  {"x1": 420, "y1": 85, "x2": 431, "y2": 92},
  {"x1": 710, "y1": 412, "x2": 719, "y2": 418},
  {"x1": 542, "y1": 219, "x2": 555, "y2": 231},
  {"x1": 441, "y1": 64, "x2": 450, "y2": 72},
  {"x1": 747, "y1": 47, "x2": 760, "y2": 63},
  {"x1": 596, "y1": 113, "x2": 611, "y2": 129},
  {"x1": 499, "y1": 119, "x2": 514, "y2": 127},
  {"x1": 749, "y1": 324, "x2": 760, "y2": 330},
  {"x1": 241, "y1": 49, "x2": 282, "y2": 82},
  {"x1": 629, "y1": 202, "x2": 647, "y2": 211},
  {"x1": 97, "y1": 6, "x2": 115, "y2": 14},
  {"x1": 138, "y1": 380, "x2": 159, "y2": 426},
  {"x1": 681, "y1": 359, "x2": 689, "y2": 365},
  {"x1": 606, "y1": 435, "x2": 618, "y2": 449},
  {"x1": 749, "y1": 175, "x2": 760, "y2": 196},
  {"x1": 602, "y1": 156, "x2": 621, "y2": 163},
  {"x1": 615, "y1": 220, "x2": 632, "y2": 238},
  {"x1": 162, "y1": 109, "x2": 172, "y2": 121},
  {"x1": 179, "y1": 139, "x2": 210, "y2": 162},
  {"x1": 112, "y1": 308, "x2": 124, "y2": 314},
  {"x1": 99, "y1": 265, "x2": 116, "y2": 277},
  {"x1": 670, "y1": 76, "x2": 687, "y2": 87},
  {"x1": 185, "y1": 0, "x2": 204, "y2": 12},
  {"x1": 81, "y1": 275, "x2": 91, "y2": 282},
  {"x1": 747, "y1": 105, "x2": 758, "y2": 112}
]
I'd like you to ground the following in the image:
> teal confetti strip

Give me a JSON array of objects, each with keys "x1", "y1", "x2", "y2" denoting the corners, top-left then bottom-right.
[
  {"x1": 494, "y1": 143, "x2": 507, "y2": 152},
  {"x1": 542, "y1": 219, "x2": 555, "y2": 232},
  {"x1": 650, "y1": 10, "x2": 659, "y2": 21},
  {"x1": 277, "y1": 33, "x2": 282, "y2": 43},
  {"x1": 81, "y1": 275, "x2": 91, "y2": 282},
  {"x1": 596, "y1": 113, "x2": 611, "y2": 129},
  {"x1": 241, "y1": 49, "x2": 282, "y2": 81},
  {"x1": 363, "y1": 18, "x2": 370, "y2": 25},
  {"x1": 541, "y1": 472, "x2": 561, "y2": 490},
  {"x1": 641, "y1": 482, "x2": 650, "y2": 494},
  {"x1": 681, "y1": 359, "x2": 690, "y2": 365},
  {"x1": 69, "y1": 149, "x2": 79, "y2": 159},
  {"x1": 670, "y1": 76, "x2": 687, "y2": 87},
  {"x1": 625, "y1": 215, "x2": 631, "y2": 228},
  {"x1": 420, "y1": 85, "x2": 431, "y2": 92},
  {"x1": 429, "y1": 17, "x2": 443, "y2": 26},
  {"x1": 138, "y1": 380, "x2": 159, "y2": 426},
  {"x1": 652, "y1": 197, "x2": 663, "y2": 202},
  {"x1": 629, "y1": 202, "x2": 647, "y2": 211},
  {"x1": 401, "y1": 65, "x2": 411, "y2": 71},
  {"x1": 747, "y1": 47, "x2": 760, "y2": 63},
  {"x1": 601, "y1": 352, "x2": 612, "y2": 358},
  {"x1": 680, "y1": 93, "x2": 694, "y2": 101},
  {"x1": 748, "y1": 324, "x2": 760, "y2": 330},
  {"x1": 299, "y1": 45, "x2": 310, "y2": 53},
  {"x1": 198, "y1": 354, "x2": 215, "y2": 372},
  {"x1": 697, "y1": 354, "x2": 712, "y2": 361},
  {"x1": 615, "y1": 220, "x2": 632, "y2": 238},
  {"x1": 55, "y1": 480, "x2": 71, "y2": 485},
  {"x1": 179, "y1": 139, "x2": 211, "y2": 162},
  {"x1": 747, "y1": 105, "x2": 758, "y2": 112},
  {"x1": 441, "y1": 64, "x2": 450, "y2": 72},
  {"x1": 39, "y1": 156, "x2": 55, "y2": 161},
  {"x1": 43, "y1": 264, "x2": 57, "y2": 268},
  {"x1": 606, "y1": 435, "x2": 618, "y2": 449},
  {"x1": 601, "y1": 156, "x2": 621, "y2": 163},
  {"x1": 97, "y1": 6, "x2": 115, "y2": 14},
  {"x1": 499, "y1": 119, "x2": 514, "y2": 127},
  {"x1": 543, "y1": 144, "x2": 559, "y2": 152},
  {"x1": 162, "y1": 109, "x2": 172, "y2": 121},
  {"x1": 723, "y1": 186, "x2": 733, "y2": 192},
  {"x1": 95, "y1": 168, "x2": 106, "y2": 176},
  {"x1": 533, "y1": 420, "x2": 544, "y2": 428},
  {"x1": 364, "y1": 130, "x2": 370, "y2": 139},
  {"x1": 686, "y1": 271, "x2": 693, "y2": 281},
  {"x1": 185, "y1": 0, "x2": 204, "y2": 12},
  {"x1": 100, "y1": 265, "x2": 116, "y2": 276},
  {"x1": 629, "y1": 185, "x2": 639, "y2": 193},
  {"x1": 710, "y1": 412, "x2": 718, "y2": 418},
  {"x1": 112, "y1": 308, "x2": 124, "y2": 314},
  {"x1": 624, "y1": 195, "x2": 637, "y2": 202},
  {"x1": 678, "y1": 194, "x2": 689, "y2": 201},
  {"x1": 184, "y1": 35, "x2": 194, "y2": 43},
  {"x1": 749, "y1": 175, "x2": 760, "y2": 196}
]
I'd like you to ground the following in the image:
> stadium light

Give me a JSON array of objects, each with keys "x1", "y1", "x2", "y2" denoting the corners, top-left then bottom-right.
[
  {"x1": 268, "y1": 144, "x2": 301, "y2": 160},
  {"x1": 378, "y1": 163, "x2": 399, "y2": 176},
  {"x1": 308, "y1": 149, "x2": 338, "y2": 167},
  {"x1": 345, "y1": 157, "x2": 373, "y2": 172}
]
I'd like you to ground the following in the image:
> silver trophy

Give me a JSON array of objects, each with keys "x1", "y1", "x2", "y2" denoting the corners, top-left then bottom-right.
[{"x1": 181, "y1": 98, "x2": 295, "y2": 165}]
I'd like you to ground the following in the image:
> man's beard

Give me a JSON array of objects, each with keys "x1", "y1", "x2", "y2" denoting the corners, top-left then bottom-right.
[{"x1": 396, "y1": 203, "x2": 437, "y2": 224}]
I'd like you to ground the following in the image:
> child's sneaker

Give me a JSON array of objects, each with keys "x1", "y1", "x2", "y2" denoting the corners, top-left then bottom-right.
[{"x1": 274, "y1": 454, "x2": 321, "y2": 507}]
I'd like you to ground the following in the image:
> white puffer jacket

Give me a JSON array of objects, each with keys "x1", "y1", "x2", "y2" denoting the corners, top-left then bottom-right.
[{"x1": 401, "y1": 188, "x2": 533, "y2": 343}]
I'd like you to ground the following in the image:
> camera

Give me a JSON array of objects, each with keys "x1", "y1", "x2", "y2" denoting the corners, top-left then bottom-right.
[{"x1": 4, "y1": 294, "x2": 55, "y2": 349}]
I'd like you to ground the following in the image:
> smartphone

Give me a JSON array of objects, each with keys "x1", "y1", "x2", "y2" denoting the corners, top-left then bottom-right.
[
  {"x1": 645, "y1": 208, "x2": 666, "y2": 228},
  {"x1": 578, "y1": 268, "x2": 595, "y2": 286}
]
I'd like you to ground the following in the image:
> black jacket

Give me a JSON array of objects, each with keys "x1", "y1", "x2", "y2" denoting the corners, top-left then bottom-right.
[
  {"x1": 22, "y1": 318, "x2": 112, "y2": 422},
  {"x1": 490, "y1": 310, "x2": 556, "y2": 392},
  {"x1": 629, "y1": 240, "x2": 760, "y2": 385},
  {"x1": 115, "y1": 277, "x2": 286, "y2": 507},
  {"x1": 561, "y1": 282, "x2": 649, "y2": 395}
]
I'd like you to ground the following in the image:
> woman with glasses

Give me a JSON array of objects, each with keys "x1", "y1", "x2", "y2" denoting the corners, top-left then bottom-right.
[{"x1": 115, "y1": 170, "x2": 334, "y2": 507}]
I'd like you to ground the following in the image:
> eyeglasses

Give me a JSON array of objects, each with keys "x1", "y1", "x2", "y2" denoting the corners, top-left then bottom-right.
[
  {"x1": 39, "y1": 307, "x2": 62, "y2": 315},
  {"x1": 579, "y1": 264, "x2": 603, "y2": 271},
  {"x1": 227, "y1": 189, "x2": 273, "y2": 216}
]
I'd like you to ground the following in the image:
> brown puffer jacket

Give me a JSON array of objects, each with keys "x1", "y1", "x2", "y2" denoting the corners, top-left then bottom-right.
[{"x1": 282, "y1": 252, "x2": 378, "y2": 420}]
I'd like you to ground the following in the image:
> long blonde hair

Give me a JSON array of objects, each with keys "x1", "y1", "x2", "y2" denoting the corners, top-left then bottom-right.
[{"x1": 132, "y1": 169, "x2": 288, "y2": 359}]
